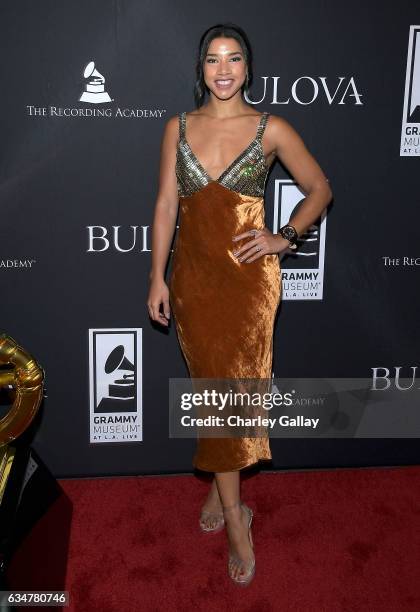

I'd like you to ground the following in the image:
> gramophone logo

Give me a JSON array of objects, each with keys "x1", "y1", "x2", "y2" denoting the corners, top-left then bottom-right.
[
  {"x1": 273, "y1": 179, "x2": 327, "y2": 300},
  {"x1": 26, "y1": 58, "x2": 166, "y2": 118},
  {"x1": 79, "y1": 61, "x2": 113, "y2": 104},
  {"x1": 89, "y1": 328, "x2": 142, "y2": 443},
  {"x1": 400, "y1": 25, "x2": 420, "y2": 156}
]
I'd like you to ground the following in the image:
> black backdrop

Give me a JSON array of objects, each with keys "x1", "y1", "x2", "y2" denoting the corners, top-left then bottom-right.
[{"x1": 1, "y1": 1, "x2": 419, "y2": 477}]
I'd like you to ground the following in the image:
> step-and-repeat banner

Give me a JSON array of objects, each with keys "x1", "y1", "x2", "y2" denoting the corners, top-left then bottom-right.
[{"x1": 1, "y1": 1, "x2": 419, "y2": 477}]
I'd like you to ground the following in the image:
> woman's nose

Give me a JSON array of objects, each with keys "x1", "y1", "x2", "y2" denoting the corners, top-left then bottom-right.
[{"x1": 217, "y1": 63, "x2": 232, "y2": 75}]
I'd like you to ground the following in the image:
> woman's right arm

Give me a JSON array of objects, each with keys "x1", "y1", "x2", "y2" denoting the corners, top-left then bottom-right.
[{"x1": 147, "y1": 115, "x2": 179, "y2": 327}]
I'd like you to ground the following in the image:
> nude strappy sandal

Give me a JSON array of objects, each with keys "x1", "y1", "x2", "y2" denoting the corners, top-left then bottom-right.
[{"x1": 223, "y1": 501, "x2": 255, "y2": 586}]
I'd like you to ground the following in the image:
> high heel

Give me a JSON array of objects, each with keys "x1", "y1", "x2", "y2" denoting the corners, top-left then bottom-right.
[
  {"x1": 223, "y1": 501, "x2": 255, "y2": 586},
  {"x1": 199, "y1": 509, "x2": 225, "y2": 533}
]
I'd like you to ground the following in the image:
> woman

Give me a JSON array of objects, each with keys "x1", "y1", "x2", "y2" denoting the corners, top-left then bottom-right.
[{"x1": 147, "y1": 23, "x2": 332, "y2": 585}]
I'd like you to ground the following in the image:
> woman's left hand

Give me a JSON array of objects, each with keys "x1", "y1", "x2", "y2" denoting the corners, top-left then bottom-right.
[{"x1": 232, "y1": 227, "x2": 291, "y2": 263}]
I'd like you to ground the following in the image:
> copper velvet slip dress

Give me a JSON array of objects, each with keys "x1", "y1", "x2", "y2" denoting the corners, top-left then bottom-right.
[{"x1": 169, "y1": 111, "x2": 282, "y2": 472}]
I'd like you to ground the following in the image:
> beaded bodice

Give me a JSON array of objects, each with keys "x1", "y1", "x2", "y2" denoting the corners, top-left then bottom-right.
[{"x1": 176, "y1": 111, "x2": 270, "y2": 198}]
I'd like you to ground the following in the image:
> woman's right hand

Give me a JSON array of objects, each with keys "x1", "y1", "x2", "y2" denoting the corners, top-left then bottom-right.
[{"x1": 147, "y1": 277, "x2": 171, "y2": 327}]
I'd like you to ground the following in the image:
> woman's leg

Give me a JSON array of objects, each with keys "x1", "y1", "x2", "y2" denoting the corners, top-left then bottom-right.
[{"x1": 215, "y1": 471, "x2": 254, "y2": 581}]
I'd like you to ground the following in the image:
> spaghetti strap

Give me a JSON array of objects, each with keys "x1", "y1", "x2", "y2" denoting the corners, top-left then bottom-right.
[
  {"x1": 256, "y1": 112, "x2": 269, "y2": 141},
  {"x1": 178, "y1": 111, "x2": 186, "y2": 141}
]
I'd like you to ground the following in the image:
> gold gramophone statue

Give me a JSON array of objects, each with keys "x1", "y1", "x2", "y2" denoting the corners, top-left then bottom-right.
[
  {"x1": 0, "y1": 333, "x2": 44, "y2": 450},
  {"x1": 0, "y1": 333, "x2": 61, "y2": 590}
]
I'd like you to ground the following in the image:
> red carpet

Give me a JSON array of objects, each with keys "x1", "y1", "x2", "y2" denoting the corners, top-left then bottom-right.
[{"x1": 7, "y1": 466, "x2": 420, "y2": 611}]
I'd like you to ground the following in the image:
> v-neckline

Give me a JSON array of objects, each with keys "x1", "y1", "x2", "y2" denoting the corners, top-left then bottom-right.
[{"x1": 182, "y1": 113, "x2": 267, "y2": 184}]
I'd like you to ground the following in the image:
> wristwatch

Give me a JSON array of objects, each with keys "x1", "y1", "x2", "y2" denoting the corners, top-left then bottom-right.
[{"x1": 279, "y1": 224, "x2": 298, "y2": 250}]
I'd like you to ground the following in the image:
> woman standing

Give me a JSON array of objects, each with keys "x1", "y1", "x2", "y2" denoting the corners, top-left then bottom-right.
[{"x1": 147, "y1": 23, "x2": 332, "y2": 585}]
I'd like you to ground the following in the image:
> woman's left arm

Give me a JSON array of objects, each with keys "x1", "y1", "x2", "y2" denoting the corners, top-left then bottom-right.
[
  {"x1": 268, "y1": 114, "x2": 333, "y2": 239},
  {"x1": 232, "y1": 115, "x2": 333, "y2": 262}
]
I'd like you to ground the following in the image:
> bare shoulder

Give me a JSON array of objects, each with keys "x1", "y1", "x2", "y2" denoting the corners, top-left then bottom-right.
[
  {"x1": 266, "y1": 113, "x2": 301, "y2": 138},
  {"x1": 265, "y1": 113, "x2": 305, "y2": 151},
  {"x1": 164, "y1": 113, "x2": 180, "y2": 134},
  {"x1": 160, "y1": 114, "x2": 181, "y2": 148}
]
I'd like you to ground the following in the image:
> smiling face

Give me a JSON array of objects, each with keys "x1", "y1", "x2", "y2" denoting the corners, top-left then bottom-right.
[{"x1": 203, "y1": 36, "x2": 248, "y2": 100}]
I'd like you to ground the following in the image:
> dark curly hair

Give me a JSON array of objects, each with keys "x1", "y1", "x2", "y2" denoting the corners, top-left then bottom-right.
[{"x1": 193, "y1": 23, "x2": 253, "y2": 109}]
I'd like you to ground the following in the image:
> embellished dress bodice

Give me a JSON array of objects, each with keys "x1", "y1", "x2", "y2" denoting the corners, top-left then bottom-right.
[{"x1": 175, "y1": 111, "x2": 271, "y2": 198}]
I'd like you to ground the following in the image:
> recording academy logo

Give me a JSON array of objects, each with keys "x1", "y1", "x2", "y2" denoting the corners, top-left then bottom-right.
[
  {"x1": 26, "y1": 60, "x2": 165, "y2": 119},
  {"x1": 273, "y1": 179, "x2": 327, "y2": 300},
  {"x1": 0, "y1": 259, "x2": 37, "y2": 269},
  {"x1": 88, "y1": 328, "x2": 143, "y2": 443},
  {"x1": 79, "y1": 61, "x2": 113, "y2": 104},
  {"x1": 400, "y1": 25, "x2": 420, "y2": 156}
]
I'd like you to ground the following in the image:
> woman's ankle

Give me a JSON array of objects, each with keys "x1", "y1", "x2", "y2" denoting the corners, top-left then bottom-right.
[
  {"x1": 223, "y1": 502, "x2": 243, "y2": 521},
  {"x1": 202, "y1": 487, "x2": 222, "y2": 510}
]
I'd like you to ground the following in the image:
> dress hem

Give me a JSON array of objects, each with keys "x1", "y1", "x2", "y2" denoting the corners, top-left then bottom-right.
[{"x1": 193, "y1": 456, "x2": 272, "y2": 474}]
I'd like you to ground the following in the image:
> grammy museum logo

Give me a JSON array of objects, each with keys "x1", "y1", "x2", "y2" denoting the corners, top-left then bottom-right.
[
  {"x1": 273, "y1": 179, "x2": 327, "y2": 300},
  {"x1": 89, "y1": 328, "x2": 143, "y2": 443},
  {"x1": 400, "y1": 25, "x2": 420, "y2": 156}
]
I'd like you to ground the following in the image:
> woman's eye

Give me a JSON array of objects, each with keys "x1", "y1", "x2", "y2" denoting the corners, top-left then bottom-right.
[{"x1": 205, "y1": 56, "x2": 242, "y2": 64}]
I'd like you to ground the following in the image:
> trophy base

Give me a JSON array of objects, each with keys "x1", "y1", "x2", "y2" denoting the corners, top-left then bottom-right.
[
  {"x1": 1, "y1": 444, "x2": 66, "y2": 591},
  {"x1": 79, "y1": 91, "x2": 112, "y2": 103}
]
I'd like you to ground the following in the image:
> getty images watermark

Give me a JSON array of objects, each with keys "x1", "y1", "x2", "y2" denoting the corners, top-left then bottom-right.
[{"x1": 168, "y1": 375, "x2": 420, "y2": 438}]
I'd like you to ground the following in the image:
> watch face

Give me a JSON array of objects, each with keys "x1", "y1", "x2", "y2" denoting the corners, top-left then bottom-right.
[{"x1": 282, "y1": 226, "x2": 296, "y2": 240}]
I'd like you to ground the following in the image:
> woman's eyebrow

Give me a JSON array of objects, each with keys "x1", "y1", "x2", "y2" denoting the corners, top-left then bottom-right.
[{"x1": 205, "y1": 51, "x2": 243, "y2": 57}]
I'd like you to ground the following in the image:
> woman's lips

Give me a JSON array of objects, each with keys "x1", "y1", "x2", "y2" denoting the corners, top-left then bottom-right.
[{"x1": 215, "y1": 79, "x2": 234, "y2": 89}]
